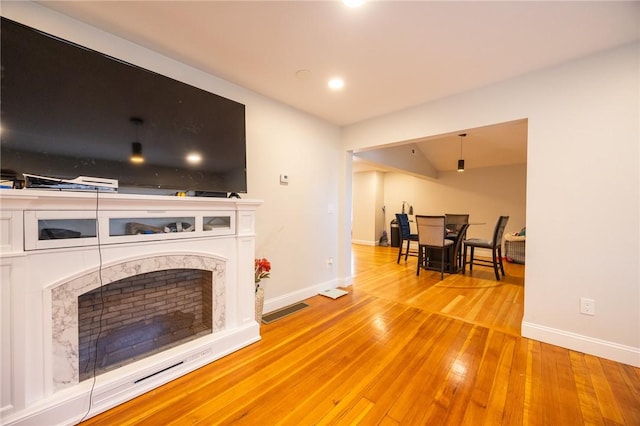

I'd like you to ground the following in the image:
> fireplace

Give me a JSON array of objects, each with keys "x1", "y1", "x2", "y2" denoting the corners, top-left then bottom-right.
[
  {"x1": 51, "y1": 254, "x2": 227, "y2": 390},
  {"x1": 78, "y1": 268, "x2": 214, "y2": 381},
  {"x1": 0, "y1": 190, "x2": 261, "y2": 425}
]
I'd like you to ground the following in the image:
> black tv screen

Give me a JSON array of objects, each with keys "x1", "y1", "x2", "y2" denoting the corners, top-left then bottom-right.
[{"x1": 0, "y1": 17, "x2": 247, "y2": 194}]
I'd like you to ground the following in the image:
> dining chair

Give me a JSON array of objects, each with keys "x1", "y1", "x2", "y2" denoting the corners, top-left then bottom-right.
[
  {"x1": 445, "y1": 213, "x2": 469, "y2": 235},
  {"x1": 395, "y1": 213, "x2": 418, "y2": 263},
  {"x1": 463, "y1": 215, "x2": 509, "y2": 281},
  {"x1": 415, "y1": 215, "x2": 454, "y2": 280},
  {"x1": 445, "y1": 213, "x2": 469, "y2": 268},
  {"x1": 449, "y1": 223, "x2": 469, "y2": 273}
]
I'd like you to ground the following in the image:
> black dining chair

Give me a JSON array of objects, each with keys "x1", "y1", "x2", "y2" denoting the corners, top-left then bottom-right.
[
  {"x1": 445, "y1": 213, "x2": 469, "y2": 268},
  {"x1": 463, "y1": 215, "x2": 509, "y2": 281},
  {"x1": 449, "y1": 223, "x2": 469, "y2": 273},
  {"x1": 396, "y1": 213, "x2": 418, "y2": 263},
  {"x1": 445, "y1": 213, "x2": 469, "y2": 235},
  {"x1": 415, "y1": 215, "x2": 454, "y2": 280}
]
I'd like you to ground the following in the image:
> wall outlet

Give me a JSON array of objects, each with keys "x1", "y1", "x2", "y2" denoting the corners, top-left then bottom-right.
[
  {"x1": 327, "y1": 257, "x2": 334, "y2": 268},
  {"x1": 580, "y1": 297, "x2": 595, "y2": 316}
]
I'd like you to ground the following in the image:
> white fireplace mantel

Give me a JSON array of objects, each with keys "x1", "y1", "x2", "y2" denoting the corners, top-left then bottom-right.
[{"x1": 0, "y1": 189, "x2": 262, "y2": 425}]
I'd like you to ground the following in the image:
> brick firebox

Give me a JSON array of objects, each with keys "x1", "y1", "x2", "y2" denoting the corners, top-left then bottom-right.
[{"x1": 78, "y1": 268, "x2": 213, "y2": 381}]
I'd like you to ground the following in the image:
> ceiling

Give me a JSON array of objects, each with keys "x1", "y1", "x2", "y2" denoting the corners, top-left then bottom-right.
[
  {"x1": 34, "y1": 1, "x2": 639, "y2": 173},
  {"x1": 353, "y1": 118, "x2": 528, "y2": 174}
]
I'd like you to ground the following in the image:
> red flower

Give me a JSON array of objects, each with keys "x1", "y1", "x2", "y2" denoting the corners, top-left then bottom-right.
[{"x1": 255, "y1": 258, "x2": 271, "y2": 288}]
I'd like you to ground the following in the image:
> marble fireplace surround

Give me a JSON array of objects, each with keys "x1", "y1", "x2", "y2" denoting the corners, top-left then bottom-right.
[{"x1": 0, "y1": 191, "x2": 261, "y2": 426}]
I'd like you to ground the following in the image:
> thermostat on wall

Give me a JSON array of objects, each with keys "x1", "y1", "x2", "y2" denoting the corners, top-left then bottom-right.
[{"x1": 280, "y1": 174, "x2": 289, "y2": 184}]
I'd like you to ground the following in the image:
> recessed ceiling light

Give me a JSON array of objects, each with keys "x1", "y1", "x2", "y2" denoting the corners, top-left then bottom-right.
[
  {"x1": 186, "y1": 152, "x2": 202, "y2": 164},
  {"x1": 328, "y1": 78, "x2": 344, "y2": 90},
  {"x1": 343, "y1": 0, "x2": 365, "y2": 8}
]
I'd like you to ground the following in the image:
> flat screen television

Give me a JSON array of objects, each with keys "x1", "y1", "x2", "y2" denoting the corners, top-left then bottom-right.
[{"x1": 0, "y1": 17, "x2": 247, "y2": 195}]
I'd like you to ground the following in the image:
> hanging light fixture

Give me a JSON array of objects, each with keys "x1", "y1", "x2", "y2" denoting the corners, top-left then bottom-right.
[
  {"x1": 457, "y1": 133, "x2": 466, "y2": 172},
  {"x1": 130, "y1": 117, "x2": 144, "y2": 164}
]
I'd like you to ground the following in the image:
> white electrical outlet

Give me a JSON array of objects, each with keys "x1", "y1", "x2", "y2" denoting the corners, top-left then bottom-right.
[
  {"x1": 327, "y1": 257, "x2": 334, "y2": 268},
  {"x1": 580, "y1": 297, "x2": 595, "y2": 316}
]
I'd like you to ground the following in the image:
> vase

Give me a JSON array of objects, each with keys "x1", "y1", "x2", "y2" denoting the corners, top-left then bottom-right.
[{"x1": 255, "y1": 287, "x2": 265, "y2": 323}]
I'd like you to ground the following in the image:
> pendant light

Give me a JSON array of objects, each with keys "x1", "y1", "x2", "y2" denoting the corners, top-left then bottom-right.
[
  {"x1": 130, "y1": 117, "x2": 144, "y2": 164},
  {"x1": 457, "y1": 133, "x2": 466, "y2": 172}
]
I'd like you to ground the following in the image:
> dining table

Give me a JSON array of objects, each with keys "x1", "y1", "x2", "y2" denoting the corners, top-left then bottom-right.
[{"x1": 410, "y1": 217, "x2": 486, "y2": 274}]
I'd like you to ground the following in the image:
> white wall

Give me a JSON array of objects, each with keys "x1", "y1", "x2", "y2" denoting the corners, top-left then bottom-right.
[
  {"x1": 352, "y1": 172, "x2": 374, "y2": 244},
  {"x1": 343, "y1": 43, "x2": 640, "y2": 366},
  {"x1": 3, "y1": 2, "x2": 343, "y2": 314},
  {"x1": 352, "y1": 171, "x2": 383, "y2": 245},
  {"x1": 352, "y1": 171, "x2": 386, "y2": 245},
  {"x1": 246, "y1": 100, "x2": 342, "y2": 306}
]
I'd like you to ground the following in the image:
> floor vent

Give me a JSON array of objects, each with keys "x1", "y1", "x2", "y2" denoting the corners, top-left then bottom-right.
[{"x1": 261, "y1": 302, "x2": 309, "y2": 324}]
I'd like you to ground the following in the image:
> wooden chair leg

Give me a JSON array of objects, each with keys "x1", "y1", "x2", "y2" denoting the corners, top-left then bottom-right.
[
  {"x1": 397, "y1": 240, "x2": 403, "y2": 264},
  {"x1": 404, "y1": 240, "x2": 410, "y2": 261},
  {"x1": 498, "y1": 247, "x2": 505, "y2": 276},
  {"x1": 416, "y1": 246, "x2": 422, "y2": 276}
]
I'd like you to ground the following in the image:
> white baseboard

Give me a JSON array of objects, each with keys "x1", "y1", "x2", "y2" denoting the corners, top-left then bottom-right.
[
  {"x1": 351, "y1": 239, "x2": 376, "y2": 246},
  {"x1": 522, "y1": 321, "x2": 640, "y2": 367},
  {"x1": 263, "y1": 278, "x2": 340, "y2": 314},
  {"x1": 338, "y1": 275, "x2": 353, "y2": 288}
]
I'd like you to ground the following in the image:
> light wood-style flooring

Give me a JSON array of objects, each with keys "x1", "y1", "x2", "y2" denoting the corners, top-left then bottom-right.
[{"x1": 80, "y1": 245, "x2": 640, "y2": 425}]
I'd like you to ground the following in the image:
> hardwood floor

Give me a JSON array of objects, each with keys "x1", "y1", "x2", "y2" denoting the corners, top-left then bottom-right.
[{"x1": 80, "y1": 245, "x2": 640, "y2": 425}]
